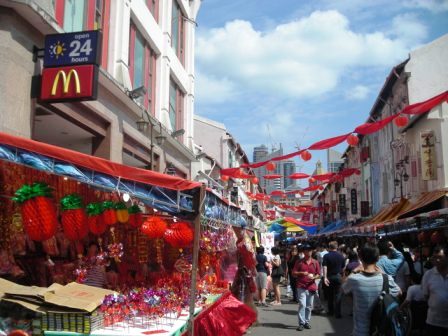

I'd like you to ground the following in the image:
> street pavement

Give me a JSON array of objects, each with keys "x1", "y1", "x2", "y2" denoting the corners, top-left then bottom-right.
[{"x1": 248, "y1": 288, "x2": 353, "y2": 336}]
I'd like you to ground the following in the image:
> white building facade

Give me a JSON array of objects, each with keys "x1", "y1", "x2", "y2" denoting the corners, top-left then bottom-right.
[{"x1": 0, "y1": 0, "x2": 200, "y2": 177}]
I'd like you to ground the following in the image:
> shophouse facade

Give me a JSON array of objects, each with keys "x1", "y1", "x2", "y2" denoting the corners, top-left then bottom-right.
[{"x1": 0, "y1": 0, "x2": 200, "y2": 177}]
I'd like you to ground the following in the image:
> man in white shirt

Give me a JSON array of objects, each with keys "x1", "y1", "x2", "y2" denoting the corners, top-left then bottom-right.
[{"x1": 422, "y1": 245, "x2": 448, "y2": 335}]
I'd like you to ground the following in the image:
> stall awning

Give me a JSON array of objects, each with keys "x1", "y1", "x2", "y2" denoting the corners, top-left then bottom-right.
[
  {"x1": 0, "y1": 132, "x2": 200, "y2": 190},
  {"x1": 397, "y1": 189, "x2": 448, "y2": 219},
  {"x1": 360, "y1": 198, "x2": 411, "y2": 226},
  {"x1": 0, "y1": 132, "x2": 200, "y2": 215}
]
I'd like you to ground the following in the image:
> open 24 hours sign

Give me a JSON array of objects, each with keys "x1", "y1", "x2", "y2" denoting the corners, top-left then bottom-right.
[{"x1": 43, "y1": 30, "x2": 102, "y2": 67}]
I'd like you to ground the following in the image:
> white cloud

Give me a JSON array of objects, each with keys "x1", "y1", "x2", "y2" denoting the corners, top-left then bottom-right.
[
  {"x1": 196, "y1": 10, "x2": 427, "y2": 103},
  {"x1": 346, "y1": 85, "x2": 370, "y2": 100},
  {"x1": 195, "y1": 72, "x2": 238, "y2": 104}
]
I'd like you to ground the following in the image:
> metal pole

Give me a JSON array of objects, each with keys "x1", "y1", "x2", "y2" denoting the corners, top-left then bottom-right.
[
  {"x1": 400, "y1": 173, "x2": 403, "y2": 199},
  {"x1": 150, "y1": 122, "x2": 154, "y2": 171},
  {"x1": 187, "y1": 184, "x2": 206, "y2": 336}
]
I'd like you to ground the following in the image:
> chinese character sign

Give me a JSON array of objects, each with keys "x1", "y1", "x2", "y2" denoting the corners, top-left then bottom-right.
[{"x1": 420, "y1": 130, "x2": 437, "y2": 181}]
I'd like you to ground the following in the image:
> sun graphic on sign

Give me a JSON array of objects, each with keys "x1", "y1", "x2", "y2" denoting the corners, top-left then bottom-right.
[{"x1": 49, "y1": 41, "x2": 66, "y2": 59}]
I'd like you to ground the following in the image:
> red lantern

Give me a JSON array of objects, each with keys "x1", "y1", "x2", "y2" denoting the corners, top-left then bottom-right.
[
  {"x1": 221, "y1": 175, "x2": 229, "y2": 182},
  {"x1": 431, "y1": 231, "x2": 445, "y2": 245},
  {"x1": 308, "y1": 177, "x2": 315, "y2": 184},
  {"x1": 234, "y1": 169, "x2": 244, "y2": 178},
  {"x1": 266, "y1": 162, "x2": 276, "y2": 171},
  {"x1": 347, "y1": 134, "x2": 359, "y2": 146},
  {"x1": 251, "y1": 177, "x2": 259, "y2": 184},
  {"x1": 301, "y1": 150, "x2": 312, "y2": 161},
  {"x1": 318, "y1": 185, "x2": 324, "y2": 191},
  {"x1": 394, "y1": 115, "x2": 409, "y2": 127},
  {"x1": 164, "y1": 222, "x2": 193, "y2": 248},
  {"x1": 141, "y1": 216, "x2": 167, "y2": 239},
  {"x1": 13, "y1": 183, "x2": 58, "y2": 241},
  {"x1": 417, "y1": 231, "x2": 431, "y2": 243},
  {"x1": 60, "y1": 194, "x2": 88, "y2": 241}
]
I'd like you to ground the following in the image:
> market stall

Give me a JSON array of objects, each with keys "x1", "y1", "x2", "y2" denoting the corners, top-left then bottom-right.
[{"x1": 0, "y1": 132, "x2": 256, "y2": 336}]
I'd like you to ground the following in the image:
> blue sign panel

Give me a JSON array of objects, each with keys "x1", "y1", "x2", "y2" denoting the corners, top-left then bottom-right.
[{"x1": 44, "y1": 30, "x2": 101, "y2": 67}]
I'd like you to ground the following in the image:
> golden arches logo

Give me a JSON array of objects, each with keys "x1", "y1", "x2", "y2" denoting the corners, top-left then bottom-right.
[{"x1": 51, "y1": 69, "x2": 81, "y2": 96}]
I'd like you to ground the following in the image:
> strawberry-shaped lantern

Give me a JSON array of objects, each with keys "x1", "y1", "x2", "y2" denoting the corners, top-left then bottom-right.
[
  {"x1": 115, "y1": 202, "x2": 129, "y2": 224},
  {"x1": 60, "y1": 194, "x2": 88, "y2": 241},
  {"x1": 13, "y1": 182, "x2": 58, "y2": 241},
  {"x1": 128, "y1": 204, "x2": 143, "y2": 228},
  {"x1": 102, "y1": 201, "x2": 117, "y2": 226},
  {"x1": 87, "y1": 203, "x2": 106, "y2": 235}
]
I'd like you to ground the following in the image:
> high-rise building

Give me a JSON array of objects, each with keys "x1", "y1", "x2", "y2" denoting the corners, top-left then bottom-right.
[
  {"x1": 283, "y1": 160, "x2": 295, "y2": 189},
  {"x1": 327, "y1": 149, "x2": 344, "y2": 173},
  {"x1": 252, "y1": 144, "x2": 296, "y2": 194}
]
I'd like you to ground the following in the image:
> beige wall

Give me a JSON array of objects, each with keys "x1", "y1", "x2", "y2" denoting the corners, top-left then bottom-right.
[{"x1": 0, "y1": 8, "x2": 42, "y2": 138}]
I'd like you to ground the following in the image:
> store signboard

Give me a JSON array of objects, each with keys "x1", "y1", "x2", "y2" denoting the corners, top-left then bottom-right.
[
  {"x1": 338, "y1": 194, "x2": 346, "y2": 214},
  {"x1": 351, "y1": 189, "x2": 358, "y2": 214},
  {"x1": 44, "y1": 30, "x2": 101, "y2": 67},
  {"x1": 420, "y1": 130, "x2": 437, "y2": 180},
  {"x1": 40, "y1": 65, "x2": 98, "y2": 102}
]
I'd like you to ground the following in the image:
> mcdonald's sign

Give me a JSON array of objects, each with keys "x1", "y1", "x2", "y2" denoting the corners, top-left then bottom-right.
[{"x1": 40, "y1": 65, "x2": 98, "y2": 102}]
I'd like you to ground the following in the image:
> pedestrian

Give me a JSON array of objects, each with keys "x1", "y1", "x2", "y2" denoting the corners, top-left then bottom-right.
[
  {"x1": 270, "y1": 246, "x2": 283, "y2": 305},
  {"x1": 421, "y1": 245, "x2": 448, "y2": 335},
  {"x1": 395, "y1": 250, "x2": 413, "y2": 295},
  {"x1": 322, "y1": 241, "x2": 346, "y2": 318},
  {"x1": 255, "y1": 246, "x2": 269, "y2": 307},
  {"x1": 376, "y1": 240, "x2": 404, "y2": 278},
  {"x1": 345, "y1": 249, "x2": 360, "y2": 276},
  {"x1": 287, "y1": 245, "x2": 300, "y2": 303},
  {"x1": 342, "y1": 243, "x2": 401, "y2": 336},
  {"x1": 292, "y1": 243, "x2": 321, "y2": 331}
]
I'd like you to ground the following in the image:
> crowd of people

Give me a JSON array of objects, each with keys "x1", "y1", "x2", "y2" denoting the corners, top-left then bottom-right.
[{"x1": 253, "y1": 237, "x2": 448, "y2": 336}]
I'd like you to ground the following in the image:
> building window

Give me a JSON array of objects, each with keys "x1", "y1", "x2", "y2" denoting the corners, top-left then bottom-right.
[
  {"x1": 171, "y1": 1, "x2": 185, "y2": 64},
  {"x1": 147, "y1": 0, "x2": 159, "y2": 22},
  {"x1": 55, "y1": 0, "x2": 110, "y2": 69},
  {"x1": 63, "y1": 0, "x2": 87, "y2": 32},
  {"x1": 129, "y1": 24, "x2": 157, "y2": 113},
  {"x1": 169, "y1": 79, "x2": 184, "y2": 133}
]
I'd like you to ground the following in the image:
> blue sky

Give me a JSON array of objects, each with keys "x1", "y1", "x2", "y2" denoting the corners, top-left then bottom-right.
[{"x1": 194, "y1": 0, "x2": 448, "y2": 177}]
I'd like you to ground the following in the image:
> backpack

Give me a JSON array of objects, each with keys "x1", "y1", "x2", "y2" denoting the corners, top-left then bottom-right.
[{"x1": 370, "y1": 274, "x2": 411, "y2": 336}]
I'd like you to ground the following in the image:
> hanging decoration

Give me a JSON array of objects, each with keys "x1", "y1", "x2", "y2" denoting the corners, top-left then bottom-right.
[
  {"x1": 347, "y1": 134, "x2": 359, "y2": 146},
  {"x1": 128, "y1": 204, "x2": 143, "y2": 228},
  {"x1": 251, "y1": 177, "x2": 259, "y2": 184},
  {"x1": 221, "y1": 175, "x2": 229, "y2": 182},
  {"x1": 102, "y1": 201, "x2": 117, "y2": 226},
  {"x1": 289, "y1": 172, "x2": 310, "y2": 179},
  {"x1": 394, "y1": 115, "x2": 409, "y2": 127},
  {"x1": 300, "y1": 150, "x2": 312, "y2": 161},
  {"x1": 141, "y1": 216, "x2": 167, "y2": 239},
  {"x1": 266, "y1": 162, "x2": 276, "y2": 171},
  {"x1": 229, "y1": 91, "x2": 448, "y2": 171},
  {"x1": 60, "y1": 194, "x2": 88, "y2": 241},
  {"x1": 163, "y1": 222, "x2": 194, "y2": 248},
  {"x1": 115, "y1": 202, "x2": 129, "y2": 223},
  {"x1": 12, "y1": 182, "x2": 58, "y2": 241},
  {"x1": 263, "y1": 174, "x2": 282, "y2": 180},
  {"x1": 87, "y1": 202, "x2": 106, "y2": 235}
]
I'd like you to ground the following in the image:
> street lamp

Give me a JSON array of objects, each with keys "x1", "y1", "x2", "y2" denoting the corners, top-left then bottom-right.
[
  {"x1": 394, "y1": 156, "x2": 409, "y2": 199},
  {"x1": 136, "y1": 110, "x2": 156, "y2": 171}
]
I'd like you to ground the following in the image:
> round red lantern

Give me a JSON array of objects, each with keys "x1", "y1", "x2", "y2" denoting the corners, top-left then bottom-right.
[
  {"x1": 347, "y1": 134, "x2": 359, "y2": 146},
  {"x1": 141, "y1": 216, "x2": 167, "y2": 239},
  {"x1": 318, "y1": 185, "x2": 324, "y2": 191},
  {"x1": 431, "y1": 231, "x2": 445, "y2": 245},
  {"x1": 251, "y1": 177, "x2": 259, "y2": 184},
  {"x1": 308, "y1": 177, "x2": 315, "y2": 184},
  {"x1": 417, "y1": 231, "x2": 431, "y2": 244},
  {"x1": 394, "y1": 115, "x2": 409, "y2": 127},
  {"x1": 164, "y1": 222, "x2": 194, "y2": 248},
  {"x1": 60, "y1": 194, "x2": 88, "y2": 241},
  {"x1": 266, "y1": 162, "x2": 276, "y2": 171},
  {"x1": 301, "y1": 150, "x2": 312, "y2": 161},
  {"x1": 221, "y1": 175, "x2": 229, "y2": 182}
]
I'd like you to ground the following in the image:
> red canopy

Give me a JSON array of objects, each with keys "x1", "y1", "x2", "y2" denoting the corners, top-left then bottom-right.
[
  {"x1": 0, "y1": 132, "x2": 200, "y2": 191},
  {"x1": 289, "y1": 172, "x2": 310, "y2": 179},
  {"x1": 263, "y1": 174, "x2": 283, "y2": 179}
]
